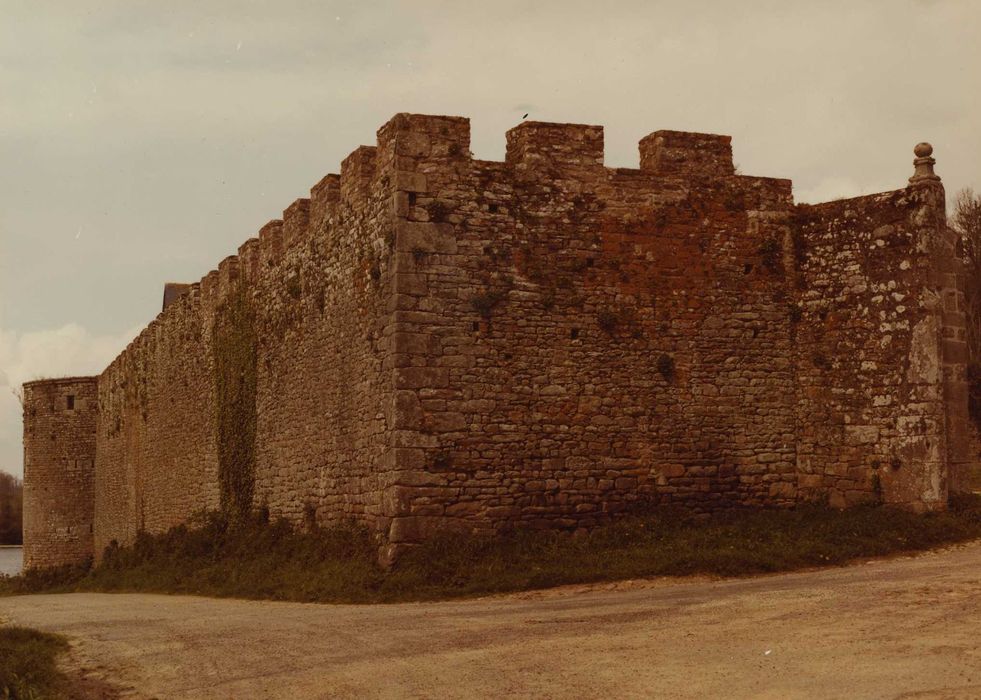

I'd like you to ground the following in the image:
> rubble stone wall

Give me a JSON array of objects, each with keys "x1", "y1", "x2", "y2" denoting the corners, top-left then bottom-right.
[
  {"x1": 91, "y1": 131, "x2": 405, "y2": 560},
  {"x1": 22, "y1": 377, "x2": 98, "y2": 568},
  {"x1": 793, "y1": 183, "x2": 952, "y2": 511},
  {"x1": 381, "y1": 118, "x2": 802, "y2": 544},
  {"x1": 22, "y1": 114, "x2": 970, "y2": 568}
]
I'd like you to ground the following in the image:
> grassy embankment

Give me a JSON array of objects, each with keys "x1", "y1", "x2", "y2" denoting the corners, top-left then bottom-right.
[
  {"x1": 2, "y1": 494, "x2": 980, "y2": 604},
  {"x1": 0, "y1": 626, "x2": 71, "y2": 700}
]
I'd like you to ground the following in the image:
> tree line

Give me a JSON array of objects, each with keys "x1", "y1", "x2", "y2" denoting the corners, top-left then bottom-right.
[
  {"x1": 954, "y1": 189, "x2": 981, "y2": 358},
  {"x1": 953, "y1": 188, "x2": 981, "y2": 429},
  {"x1": 0, "y1": 471, "x2": 23, "y2": 545}
]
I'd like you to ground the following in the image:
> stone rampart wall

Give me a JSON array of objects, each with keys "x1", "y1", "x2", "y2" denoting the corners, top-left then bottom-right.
[{"x1": 22, "y1": 114, "x2": 969, "y2": 567}]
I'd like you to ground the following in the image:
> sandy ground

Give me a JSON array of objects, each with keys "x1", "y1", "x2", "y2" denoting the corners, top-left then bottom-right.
[{"x1": 2, "y1": 543, "x2": 981, "y2": 699}]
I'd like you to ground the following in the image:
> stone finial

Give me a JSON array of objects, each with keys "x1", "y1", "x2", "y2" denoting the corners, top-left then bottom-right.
[{"x1": 910, "y1": 142, "x2": 940, "y2": 184}]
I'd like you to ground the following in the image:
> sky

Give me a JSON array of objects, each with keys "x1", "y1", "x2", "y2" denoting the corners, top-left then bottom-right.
[{"x1": 1, "y1": 0, "x2": 979, "y2": 478}]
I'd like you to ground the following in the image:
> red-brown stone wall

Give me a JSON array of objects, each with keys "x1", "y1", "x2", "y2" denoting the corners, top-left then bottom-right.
[
  {"x1": 383, "y1": 119, "x2": 802, "y2": 544},
  {"x1": 22, "y1": 113, "x2": 969, "y2": 568}
]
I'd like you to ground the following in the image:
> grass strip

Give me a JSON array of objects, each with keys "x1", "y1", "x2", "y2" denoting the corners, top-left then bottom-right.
[
  {"x1": 2, "y1": 494, "x2": 980, "y2": 604},
  {"x1": 0, "y1": 626, "x2": 70, "y2": 700}
]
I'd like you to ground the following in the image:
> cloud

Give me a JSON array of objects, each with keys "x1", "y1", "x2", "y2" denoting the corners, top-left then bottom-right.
[
  {"x1": 0, "y1": 322, "x2": 138, "y2": 478},
  {"x1": 0, "y1": 323, "x2": 137, "y2": 389}
]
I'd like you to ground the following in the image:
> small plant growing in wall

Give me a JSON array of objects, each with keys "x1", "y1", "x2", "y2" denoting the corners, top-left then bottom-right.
[
  {"x1": 724, "y1": 190, "x2": 746, "y2": 212},
  {"x1": 871, "y1": 463, "x2": 884, "y2": 503},
  {"x1": 788, "y1": 303, "x2": 803, "y2": 324},
  {"x1": 597, "y1": 310, "x2": 619, "y2": 335},
  {"x1": 471, "y1": 290, "x2": 507, "y2": 319},
  {"x1": 791, "y1": 228, "x2": 809, "y2": 268},
  {"x1": 427, "y1": 201, "x2": 450, "y2": 223},
  {"x1": 431, "y1": 451, "x2": 453, "y2": 471},
  {"x1": 541, "y1": 289, "x2": 556, "y2": 311},
  {"x1": 285, "y1": 275, "x2": 302, "y2": 300},
  {"x1": 812, "y1": 352, "x2": 831, "y2": 370},
  {"x1": 657, "y1": 353, "x2": 676, "y2": 382},
  {"x1": 369, "y1": 260, "x2": 382, "y2": 285},
  {"x1": 758, "y1": 238, "x2": 783, "y2": 274},
  {"x1": 303, "y1": 502, "x2": 318, "y2": 531}
]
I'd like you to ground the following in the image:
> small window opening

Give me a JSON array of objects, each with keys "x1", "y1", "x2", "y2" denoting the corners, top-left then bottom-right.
[
  {"x1": 570, "y1": 328, "x2": 580, "y2": 340},
  {"x1": 472, "y1": 321, "x2": 480, "y2": 332},
  {"x1": 66, "y1": 395, "x2": 75, "y2": 410},
  {"x1": 743, "y1": 263, "x2": 753, "y2": 275},
  {"x1": 586, "y1": 258, "x2": 595, "y2": 267}
]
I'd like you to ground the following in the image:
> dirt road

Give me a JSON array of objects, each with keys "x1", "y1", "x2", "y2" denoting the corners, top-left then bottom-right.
[{"x1": 3, "y1": 542, "x2": 981, "y2": 699}]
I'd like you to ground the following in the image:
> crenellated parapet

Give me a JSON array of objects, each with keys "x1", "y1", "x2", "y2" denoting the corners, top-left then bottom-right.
[
  {"x1": 310, "y1": 174, "x2": 340, "y2": 233},
  {"x1": 237, "y1": 238, "x2": 260, "y2": 283},
  {"x1": 23, "y1": 113, "x2": 971, "y2": 569},
  {"x1": 506, "y1": 121, "x2": 604, "y2": 175},
  {"x1": 258, "y1": 220, "x2": 284, "y2": 267},
  {"x1": 282, "y1": 198, "x2": 311, "y2": 249},
  {"x1": 340, "y1": 146, "x2": 378, "y2": 204},
  {"x1": 147, "y1": 113, "x2": 773, "y2": 329},
  {"x1": 639, "y1": 130, "x2": 735, "y2": 178}
]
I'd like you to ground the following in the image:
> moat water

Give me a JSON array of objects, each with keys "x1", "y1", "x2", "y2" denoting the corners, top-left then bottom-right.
[{"x1": 0, "y1": 547, "x2": 23, "y2": 576}]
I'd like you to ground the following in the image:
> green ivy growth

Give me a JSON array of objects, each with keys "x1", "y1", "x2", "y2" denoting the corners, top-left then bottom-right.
[{"x1": 212, "y1": 285, "x2": 258, "y2": 520}]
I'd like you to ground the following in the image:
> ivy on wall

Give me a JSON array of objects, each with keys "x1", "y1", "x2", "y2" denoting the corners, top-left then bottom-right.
[{"x1": 212, "y1": 285, "x2": 258, "y2": 519}]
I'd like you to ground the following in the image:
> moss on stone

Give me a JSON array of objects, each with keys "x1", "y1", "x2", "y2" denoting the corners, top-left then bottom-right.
[{"x1": 213, "y1": 285, "x2": 258, "y2": 519}]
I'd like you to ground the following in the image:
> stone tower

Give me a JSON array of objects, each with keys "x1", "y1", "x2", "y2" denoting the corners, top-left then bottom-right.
[{"x1": 22, "y1": 376, "x2": 98, "y2": 569}]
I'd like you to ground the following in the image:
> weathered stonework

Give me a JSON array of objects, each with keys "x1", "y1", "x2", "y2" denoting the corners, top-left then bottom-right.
[
  {"x1": 22, "y1": 114, "x2": 976, "y2": 569},
  {"x1": 22, "y1": 377, "x2": 98, "y2": 569}
]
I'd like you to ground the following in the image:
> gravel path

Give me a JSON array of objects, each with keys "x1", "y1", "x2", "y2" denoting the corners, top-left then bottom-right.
[{"x1": 3, "y1": 542, "x2": 981, "y2": 699}]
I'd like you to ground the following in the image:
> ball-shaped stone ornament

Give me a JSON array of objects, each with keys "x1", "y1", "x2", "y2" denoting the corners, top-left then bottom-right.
[{"x1": 914, "y1": 142, "x2": 933, "y2": 158}]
